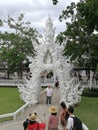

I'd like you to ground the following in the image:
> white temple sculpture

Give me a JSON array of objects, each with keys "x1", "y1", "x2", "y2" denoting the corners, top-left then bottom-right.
[{"x1": 18, "y1": 15, "x2": 84, "y2": 106}]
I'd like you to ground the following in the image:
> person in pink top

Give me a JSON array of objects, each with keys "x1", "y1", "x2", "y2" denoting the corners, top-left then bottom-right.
[
  {"x1": 48, "y1": 106, "x2": 59, "y2": 130},
  {"x1": 60, "y1": 101, "x2": 68, "y2": 126}
]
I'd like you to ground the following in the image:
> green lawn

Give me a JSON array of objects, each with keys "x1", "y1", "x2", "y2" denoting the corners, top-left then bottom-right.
[
  {"x1": 74, "y1": 95, "x2": 98, "y2": 130},
  {"x1": 0, "y1": 87, "x2": 98, "y2": 130},
  {"x1": 0, "y1": 87, "x2": 24, "y2": 115}
]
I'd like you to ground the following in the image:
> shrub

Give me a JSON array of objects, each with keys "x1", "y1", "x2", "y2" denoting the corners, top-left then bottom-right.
[{"x1": 82, "y1": 88, "x2": 98, "y2": 97}]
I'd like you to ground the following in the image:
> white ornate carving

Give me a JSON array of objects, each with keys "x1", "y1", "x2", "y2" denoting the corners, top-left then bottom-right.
[{"x1": 18, "y1": 16, "x2": 84, "y2": 106}]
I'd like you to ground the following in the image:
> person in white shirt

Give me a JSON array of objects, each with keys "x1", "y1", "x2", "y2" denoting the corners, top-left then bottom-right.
[
  {"x1": 65, "y1": 106, "x2": 89, "y2": 130},
  {"x1": 45, "y1": 85, "x2": 53, "y2": 105}
]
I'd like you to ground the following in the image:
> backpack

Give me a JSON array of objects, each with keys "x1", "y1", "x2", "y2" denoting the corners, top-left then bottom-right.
[{"x1": 71, "y1": 116, "x2": 82, "y2": 130}]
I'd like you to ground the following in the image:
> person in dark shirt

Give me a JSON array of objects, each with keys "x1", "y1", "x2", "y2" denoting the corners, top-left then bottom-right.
[{"x1": 23, "y1": 113, "x2": 32, "y2": 130}]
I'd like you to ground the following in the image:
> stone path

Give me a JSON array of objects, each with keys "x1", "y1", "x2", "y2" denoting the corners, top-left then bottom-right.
[{"x1": 0, "y1": 87, "x2": 63, "y2": 130}]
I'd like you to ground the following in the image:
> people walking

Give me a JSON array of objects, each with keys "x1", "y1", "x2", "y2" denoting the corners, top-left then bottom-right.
[
  {"x1": 45, "y1": 85, "x2": 53, "y2": 105},
  {"x1": 60, "y1": 101, "x2": 68, "y2": 126},
  {"x1": 65, "y1": 106, "x2": 89, "y2": 130},
  {"x1": 48, "y1": 106, "x2": 59, "y2": 130}
]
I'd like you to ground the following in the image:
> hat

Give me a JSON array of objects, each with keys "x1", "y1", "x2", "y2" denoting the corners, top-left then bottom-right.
[
  {"x1": 49, "y1": 106, "x2": 57, "y2": 113},
  {"x1": 29, "y1": 114, "x2": 37, "y2": 121}
]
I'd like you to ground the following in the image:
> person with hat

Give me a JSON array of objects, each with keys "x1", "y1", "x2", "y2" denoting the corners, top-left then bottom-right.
[
  {"x1": 26, "y1": 113, "x2": 39, "y2": 130},
  {"x1": 48, "y1": 106, "x2": 59, "y2": 130}
]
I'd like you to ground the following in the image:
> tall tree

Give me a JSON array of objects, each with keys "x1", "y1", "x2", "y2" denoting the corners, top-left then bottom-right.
[
  {"x1": 0, "y1": 14, "x2": 38, "y2": 78},
  {"x1": 53, "y1": 0, "x2": 98, "y2": 69}
]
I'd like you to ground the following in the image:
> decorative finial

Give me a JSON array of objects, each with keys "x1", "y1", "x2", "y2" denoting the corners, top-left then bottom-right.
[{"x1": 44, "y1": 15, "x2": 55, "y2": 42}]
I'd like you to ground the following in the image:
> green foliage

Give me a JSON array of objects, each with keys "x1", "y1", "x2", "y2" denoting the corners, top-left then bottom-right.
[
  {"x1": 82, "y1": 88, "x2": 98, "y2": 97},
  {"x1": 77, "y1": 0, "x2": 98, "y2": 33},
  {"x1": 59, "y1": 2, "x2": 76, "y2": 22},
  {"x1": 4, "y1": 14, "x2": 38, "y2": 57},
  {"x1": 0, "y1": 19, "x2": 3, "y2": 26},
  {"x1": 96, "y1": 63, "x2": 98, "y2": 71},
  {"x1": 41, "y1": 86, "x2": 47, "y2": 89},
  {"x1": 55, "y1": 0, "x2": 98, "y2": 69},
  {"x1": 0, "y1": 14, "x2": 38, "y2": 78},
  {"x1": 52, "y1": 0, "x2": 58, "y2": 5}
]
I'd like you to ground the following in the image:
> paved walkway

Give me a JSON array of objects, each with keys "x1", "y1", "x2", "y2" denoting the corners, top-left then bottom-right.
[{"x1": 0, "y1": 87, "x2": 63, "y2": 130}]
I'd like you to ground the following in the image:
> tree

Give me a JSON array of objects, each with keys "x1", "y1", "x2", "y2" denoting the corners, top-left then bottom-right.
[
  {"x1": 0, "y1": 14, "x2": 38, "y2": 78},
  {"x1": 76, "y1": 0, "x2": 98, "y2": 33},
  {"x1": 57, "y1": 21, "x2": 98, "y2": 68},
  {"x1": 52, "y1": 0, "x2": 98, "y2": 33},
  {"x1": 52, "y1": 0, "x2": 58, "y2": 5},
  {"x1": 53, "y1": 0, "x2": 98, "y2": 69},
  {"x1": 0, "y1": 19, "x2": 3, "y2": 27},
  {"x1": 58, "y1": 0, "x2": 98, "y2": 33}
]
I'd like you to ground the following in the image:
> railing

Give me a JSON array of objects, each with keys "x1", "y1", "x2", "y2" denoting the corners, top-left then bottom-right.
[
  {"x1": 0, "y1": 89, "x2": 46, "y2": 121},
  {"x1": 0, "y1": 79, "x2": 24, "y2": 86},
  {"x1": 0, "y1": 102, "x2": 30, "y2": 120},
  {"x1": 0, "y1": 78, "x2": 54, "y2": 86},
  {"x1": 40, "y1": 77, "x2": 54, "y2": 86},
  {"x1": 40, "y1": 77, "x2": 54, "y2": 83}
]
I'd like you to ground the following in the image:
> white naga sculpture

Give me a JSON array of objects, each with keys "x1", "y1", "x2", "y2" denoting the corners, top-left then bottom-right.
[{"x1": 18, "y1": 15, "x2": 84, "y2": 106}]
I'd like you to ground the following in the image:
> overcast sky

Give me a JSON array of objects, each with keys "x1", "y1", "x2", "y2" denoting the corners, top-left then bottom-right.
[{"x1": 0, "y1": 0, "x2": 79, "y2": 34}]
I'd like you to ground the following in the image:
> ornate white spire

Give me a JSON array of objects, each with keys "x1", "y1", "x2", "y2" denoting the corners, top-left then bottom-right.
[
  {"x1": 44, "y1": 15, "x2": 55, "y2": 43},
  {"x1": 46, "y1": 14, "x2": 53, "y2": 28}
]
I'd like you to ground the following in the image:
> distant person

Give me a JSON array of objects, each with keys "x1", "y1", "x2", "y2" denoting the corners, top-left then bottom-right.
[
  {"x1": 60, "y1": 101, "x2": 68, "y2": 126},
  {"x1": 48, "y1": 106, "x2": 59, "y2": 130},
  {"x1": 45, "y1": 85, "x2": 53, "y2": 105},
  {"x1": 26, "y1": 113, "x2": 39, "y2": 130},
  {"x1": 65, "y1": 106, "x2": 89, "y2": 130},
  {"x1": 55, "y1": 77, "x2": 59, "y2": 88},
  {"x1": 78, "y1": 73, "x2": 81, "y2": 81}
]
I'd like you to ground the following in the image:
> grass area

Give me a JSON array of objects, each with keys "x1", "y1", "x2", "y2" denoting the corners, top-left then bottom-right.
[
  {"x1": 0, "y1": 87, "x2": 24, "y2": 115},
  {"x1": 0, "y1": 87, "x2": 98, "y2": 130},
  {"x1": 74, "y1": 89, "x2": 98, "y2": 130}
]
